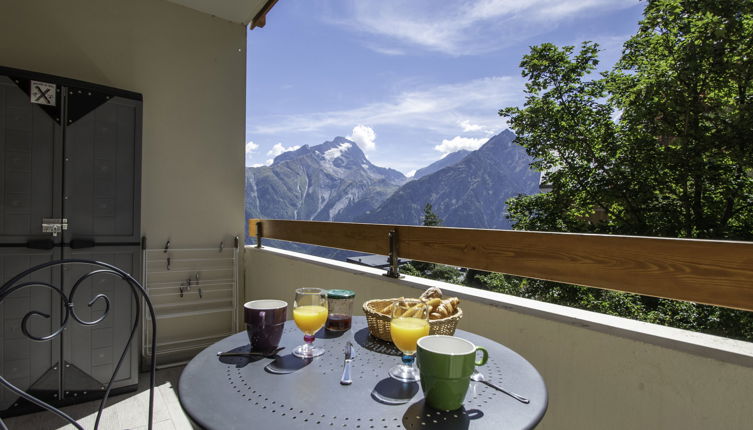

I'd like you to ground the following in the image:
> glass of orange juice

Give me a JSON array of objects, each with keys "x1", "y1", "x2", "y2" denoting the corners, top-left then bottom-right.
[
  {"x1": 389, "y1": 299, "x2": 430, "y2": 382},
  {"x1": 292, "y1": 288, "x2": 328, "y2": 358}
]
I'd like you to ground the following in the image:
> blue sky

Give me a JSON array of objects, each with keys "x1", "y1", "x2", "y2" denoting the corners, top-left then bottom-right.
[{"x1": 245, "y1": 0, "x2": 645, "y2": 176}]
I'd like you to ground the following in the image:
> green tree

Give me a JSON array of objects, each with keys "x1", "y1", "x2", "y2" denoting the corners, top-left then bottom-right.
[
  {"x1": 422, "y1": 203, "x2": 442, "y2": 226},
  {"x1": 502, "y1": 0, "x2": 753, "y2": 238},
  {"x1": 496, "y1": 0, "x2": 753, "y2": 340}
]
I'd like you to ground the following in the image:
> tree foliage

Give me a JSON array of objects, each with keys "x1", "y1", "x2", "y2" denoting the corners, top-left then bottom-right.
[
  {"x1": 503, "y1": 0, "x2": 753, "y2": 238},
  {"x1": 495, "y1": 0, "x2": 753, "y2": 340},
  {"x1": 422, "y1": 203, "x2": 442, "y2": 227}
]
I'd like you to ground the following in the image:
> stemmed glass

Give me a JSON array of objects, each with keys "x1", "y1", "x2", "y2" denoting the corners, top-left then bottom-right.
[
  {"x1": 389, "y1": 300, "x2": 430, "y2": 382},
  {"x1": 292, "y1": 288, "x2": 328, "y2": 358}
]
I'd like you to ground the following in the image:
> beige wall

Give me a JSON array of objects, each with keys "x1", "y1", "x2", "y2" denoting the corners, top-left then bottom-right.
[
  {"x1": 246, "y1": 246, "x2": 753, "y2": 430},
  {"x1": 0, "y1": 0, "x2": 247, "y2": 248}
]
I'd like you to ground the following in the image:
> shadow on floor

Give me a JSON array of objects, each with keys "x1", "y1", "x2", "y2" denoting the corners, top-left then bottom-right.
[{"x1": 2, "y1": 366, "x2": 196, "y2": 430}]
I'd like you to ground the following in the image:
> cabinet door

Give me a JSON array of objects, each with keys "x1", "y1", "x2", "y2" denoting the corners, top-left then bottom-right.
[
  {"x1": 61, "y1": 247, "x2": 141, "y2": 394},
  {"x1": 0, "y1": 70, "x2": 143, "y2": 412},
  {"x1": 63, "y1": 90, "x2": 141, "y2": 244},
  {"x1": 0, "y1": 76, "x2": 62, "y2": 245},
  {"x1": 0, "y1": 249, "x2": 60, "y2": 414}
]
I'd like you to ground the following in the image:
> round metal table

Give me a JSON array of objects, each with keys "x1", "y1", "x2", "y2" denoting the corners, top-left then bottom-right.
[{"x1": 179, "y1": 317, "x2": 547, "y2": 429}]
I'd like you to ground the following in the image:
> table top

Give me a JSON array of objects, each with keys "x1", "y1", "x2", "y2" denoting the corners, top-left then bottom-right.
[{"x1": 179, "y1": 317, "x2": 547, "y2": 430}]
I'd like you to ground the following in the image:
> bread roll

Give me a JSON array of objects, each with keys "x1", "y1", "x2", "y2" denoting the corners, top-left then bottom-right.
[{"x1": 420, "y1": 287, "x2": 443, "y2": 301}]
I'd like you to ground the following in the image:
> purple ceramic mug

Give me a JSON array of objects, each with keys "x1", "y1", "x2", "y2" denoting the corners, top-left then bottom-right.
[{"x1": 244, "y1": 300, "x2": 288, "y2": 352}]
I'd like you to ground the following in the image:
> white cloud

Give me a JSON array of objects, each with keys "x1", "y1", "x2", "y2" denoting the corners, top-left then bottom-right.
[
  {"x1": 347, "y1": 125, "x2": 377, "y2": 151},
  {"x1": 331, "y1": 0, "x2": 639, "y2": 56},
  {"x1": 251, "y1": 163, "x2": 266, "y2": 168},
  {"x1": 245, "y1": 140, "x2": 259, "y2": 166},
  {"x1": 251, "y1": 76, "x2": 519, "y2": 137},
  {"x1": 323, "y1": 142, "x2": 352, "y2": 160},
  {"x1": 267, "y1": 142, "x2": 302, "y2": 158},
  {"x1": 368, "y1": 45, "x2": 406, "y2": 56},
  {"x1": 458, "y1": 119, "x2": 484, "y2": 132},
  {"x1": 434, "y1": 136, "x2": 488, "y2": 156},
  {"x1": 406, "y1": 170, "x2": 417, "y2": 178}
]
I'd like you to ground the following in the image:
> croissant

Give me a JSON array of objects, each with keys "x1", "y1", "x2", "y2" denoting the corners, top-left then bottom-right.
[
  {"x1": 420, "y1": 287, "x2": 443, "y2": 301},
  {"x1": 432, "y1": 297, "x2": 461, "y2": 318},
  {"x1": 425, "y1": 298, "x2": 442, "y2": 313},
  {"x1": 377, "y1": 292, "x2": 460, "y2": 319},
  {"x1": 380, "y1": 297, "x2": 404, "y2": 315},
  {"x1": 402, "y1": 304, "x2": 419, "y2": 318},
  {"x1": 434, "y1": 303, "x2": 451, "y2": 318}
]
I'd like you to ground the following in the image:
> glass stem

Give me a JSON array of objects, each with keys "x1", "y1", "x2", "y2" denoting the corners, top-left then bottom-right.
[
  {"x1": 402, "y1": 354, "x2": 415, "y2": 368},
  {"x1": 304, "y1": 334, "x2": 315, "y2": 346}
]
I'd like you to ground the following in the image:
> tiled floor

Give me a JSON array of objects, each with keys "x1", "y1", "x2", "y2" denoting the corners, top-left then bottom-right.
[{"x1": 2, "y1": 366, "x2": 195, "y2": 430}]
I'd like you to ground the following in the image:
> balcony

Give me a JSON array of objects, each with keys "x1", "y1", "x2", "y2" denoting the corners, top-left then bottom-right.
[
  {"x1": 243, "y1": 219, "x2": 753, "y2": 429},
  {"x1": 3, "y1": 219, "x2": 751, "y2": 429},
  {"x1": 1, "y1": 1, "x2": 752, "y2": 429}
]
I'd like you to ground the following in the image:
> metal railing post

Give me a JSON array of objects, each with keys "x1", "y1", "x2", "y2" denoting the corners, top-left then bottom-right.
[
  {"x1": 256, "y1": 222, "x2": 263, "y2": 248},
  {"x1": 383, "y1": 229, "x2": 403, "y2": 279}
]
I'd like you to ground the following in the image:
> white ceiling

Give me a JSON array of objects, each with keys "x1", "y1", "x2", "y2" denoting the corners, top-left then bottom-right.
[{"x1": 166, "y1": 0, "x2": 268, "y2": 25}]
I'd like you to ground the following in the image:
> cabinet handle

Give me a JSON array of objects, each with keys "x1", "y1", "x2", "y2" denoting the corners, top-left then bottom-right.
[
  {"x1": 26, "y1": 239, "x2": 55, "y2": 250},
  {"x1": 70, "y1": 239, "x2": 95, "y2": 249}
]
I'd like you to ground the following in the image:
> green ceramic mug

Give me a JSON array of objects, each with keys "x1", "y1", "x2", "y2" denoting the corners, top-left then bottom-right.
[{"x1": 416, "y1": 335, "x2": 489, "y2": 411}]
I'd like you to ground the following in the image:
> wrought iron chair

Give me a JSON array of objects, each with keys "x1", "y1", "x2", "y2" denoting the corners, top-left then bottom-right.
[{"x1": 0, "y1": 259, "x2": 157, "y2": 430}]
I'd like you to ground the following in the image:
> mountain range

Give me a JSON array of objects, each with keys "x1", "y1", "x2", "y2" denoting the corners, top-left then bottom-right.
[
  {"x1": 358, "y1": 130, "x2": 540, "y2": 229},
  {"x1": 245, "y1": 136, "x2": 406, "y2": 223},
  {"x1": 245, "y1": 130, "x2": 541, "y2": 251},
  {"x1": 412, "y1": 149, "x2": 470, "y2": 180}
]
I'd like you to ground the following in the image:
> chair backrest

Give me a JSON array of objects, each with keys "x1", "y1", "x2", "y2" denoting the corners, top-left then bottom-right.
[{"x1": 0, "y1": 259, "x2": 156, "y2": 430}]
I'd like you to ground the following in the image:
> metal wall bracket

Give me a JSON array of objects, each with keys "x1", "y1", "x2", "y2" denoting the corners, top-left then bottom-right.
[
  {"x1": 383, "y1": 229, "x2": 403, "y2": 279},
  {"x1": 256, "y1": 222, "x2": 263, "y2": 248}
]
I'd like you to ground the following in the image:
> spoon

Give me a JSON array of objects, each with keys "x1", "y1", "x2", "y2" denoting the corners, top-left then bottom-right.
[{"x1": 471, "y1": 370, "x2": 530, "y2": 404}]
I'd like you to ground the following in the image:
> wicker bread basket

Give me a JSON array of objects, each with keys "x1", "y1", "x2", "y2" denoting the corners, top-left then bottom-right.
[{"x1": 363, "y1": 298, "x2": 463, "y2": 342}]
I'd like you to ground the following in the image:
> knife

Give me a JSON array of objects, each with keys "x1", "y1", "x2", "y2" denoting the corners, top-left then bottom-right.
[
  {"x1": 340, "y1": 341, "x2": 355, "y2": 385},
  {"x1": 217, "y1": 347, "x2": 284, "y2": 358}
]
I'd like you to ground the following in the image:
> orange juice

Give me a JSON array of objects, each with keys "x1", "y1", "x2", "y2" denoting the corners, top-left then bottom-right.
[
  {"x1": 293, "y1": 305, "x2": 328, "y2": 335},
  {"x1": 390, "y1": 317, "x2": 430, "y2": 354}
]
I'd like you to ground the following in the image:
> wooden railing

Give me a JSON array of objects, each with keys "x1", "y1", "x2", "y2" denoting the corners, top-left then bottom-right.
[{"x1": 248, "y1": 219, "x2": 753, "y2": 312}]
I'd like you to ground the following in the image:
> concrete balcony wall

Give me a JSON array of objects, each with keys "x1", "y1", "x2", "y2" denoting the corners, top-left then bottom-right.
[{"x1": 245, "y1": 246, "x2": 753, "y2": 430}]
